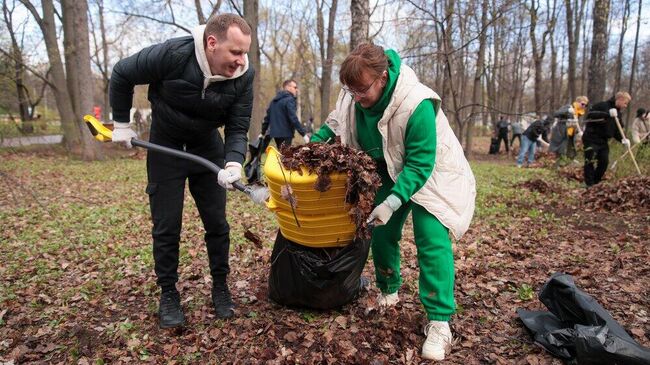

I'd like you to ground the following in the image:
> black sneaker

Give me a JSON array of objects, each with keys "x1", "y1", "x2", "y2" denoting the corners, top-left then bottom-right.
[
  {"x1": 212, "y1": 284, "x2": 235, "y2": 319},
  {"x1": 158, "y1": 290, "x2": 185, "y2": 328}
]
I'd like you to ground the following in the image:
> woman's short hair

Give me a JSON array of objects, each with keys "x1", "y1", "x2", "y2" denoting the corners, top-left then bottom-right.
[{"x1": 339, "y1": 43, "x2": 388, "y2": 89}]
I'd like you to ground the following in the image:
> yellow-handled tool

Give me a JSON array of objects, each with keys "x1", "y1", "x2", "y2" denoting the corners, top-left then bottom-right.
[
  {"x1": 84, "y1": 114, "x2": 114, "y2": 142},
  {"x1": 83, "y1": 114, "x2": 269, "y2": 203}
]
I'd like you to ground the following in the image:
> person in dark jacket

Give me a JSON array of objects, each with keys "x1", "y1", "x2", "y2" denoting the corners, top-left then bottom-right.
[
  {"x1": 517, "y1": 117, "x2": 551, "y2": 167},
  {"x1": 510, "y1": 119, "x2": 523, "y2": 148},
  {"x1": 261, "y1": 79, "x2": 309, "y2": 148},
  {"x1": 109, "y1": 13, "x2": 254, "y2": 328},
  {"x1": 582, "y1": 92, "x2": 631, "y2": 187},
  {"x1": 549, "y1": 96, "x2": 589, "y2": 161},
  {"x1": 495, "y1": 115, "x2": 510, "y2": 153}
]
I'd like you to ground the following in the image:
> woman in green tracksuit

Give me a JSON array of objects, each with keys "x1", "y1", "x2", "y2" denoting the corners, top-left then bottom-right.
[{"x1": 311, "y1": 43, "x2": 476, "y2": 361}]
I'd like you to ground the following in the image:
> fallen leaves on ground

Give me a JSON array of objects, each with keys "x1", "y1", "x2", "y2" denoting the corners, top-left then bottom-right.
[{"x1": 1, "y1": 148, "x2": 648, "y2": 364}]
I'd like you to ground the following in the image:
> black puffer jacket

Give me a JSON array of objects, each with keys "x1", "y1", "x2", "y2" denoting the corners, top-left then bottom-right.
[
  {"x1": 583, "y1": 98, "x2": 623, "y2": 148},
  {"x1": 109, "y1": 36, "x2": 254, "y2": 164}
]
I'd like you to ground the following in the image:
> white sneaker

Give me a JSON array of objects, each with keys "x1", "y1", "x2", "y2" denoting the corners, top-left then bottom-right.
[
  {"x1": 422, "y1": 320, "x2": 452, "y2": 361},
  {"x1": 377, "y1": 291, "x2": 399, "y2": 308}
]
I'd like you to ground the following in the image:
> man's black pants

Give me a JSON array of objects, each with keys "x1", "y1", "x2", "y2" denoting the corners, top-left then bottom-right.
[
  {"x1": 146, "y1": 128, "x2": 230, "y2": 291},
  {"x1": 274, "y1": 137, "x2": 293, "y2": 149},
  {"x1": 510, "y1": 134, "x2": 522, "y2": 148},
  {"x1": 497, "y1": 133, "x2": 509, "y2": 152},
  {"x1": 583, "y1": 143, "x2": 609, "y2": 187}
]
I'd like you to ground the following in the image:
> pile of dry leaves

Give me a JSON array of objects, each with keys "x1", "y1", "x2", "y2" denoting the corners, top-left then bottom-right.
[
  {"x1": 516, "y1": 178, "x2": 557, "y2": 194},
  {"x1": 557, "y1": 165, "x2": 584, "y2": 182},
  {"x1": 582, "y1": 176, "x2": 650, "y2": 212},
  {"x1": 279, "y1": 141, "x2": 381, "y2": 240}
]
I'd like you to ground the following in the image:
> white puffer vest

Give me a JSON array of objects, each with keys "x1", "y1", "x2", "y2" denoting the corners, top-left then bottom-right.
[{"x1": 324, "y1": 64, "x2": 476, "y2": 239}]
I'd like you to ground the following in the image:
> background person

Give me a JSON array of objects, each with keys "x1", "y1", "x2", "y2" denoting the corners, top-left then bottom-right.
[
  {"x1": 510, "y1": 119, "x2": 523, "y2": 148},
  {"x1": 517, "y1": 117, "x2": 550, "y2": 168},
  {"x1": 495, "y1": 115, "x2": 510, "y2": 153},
  {"x1": 582, "y1": 92, "x2": 631, "y2": 187},
  {"x1": 260, "y1": 79, "x2": 309, "y2": 148},
  {"x1": 631, "y1": 108, "x2": 650, "y2": 145},
  {"x1": 549, "y1": 96, "x2": 589, "y2": 161}
]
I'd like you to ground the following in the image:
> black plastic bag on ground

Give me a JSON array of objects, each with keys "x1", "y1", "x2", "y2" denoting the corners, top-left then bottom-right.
[
  {"x1": 518, "y1": 272, "x2": 650, "y2": 364},
  {"x1": 268, "y1": 230, "x2": 370, "y2": 310}
]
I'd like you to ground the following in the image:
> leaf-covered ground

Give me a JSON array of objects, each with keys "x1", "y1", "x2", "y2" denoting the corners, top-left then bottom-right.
[{"x1": 1, "y1": 144, "x2": 649, "y2": 364}]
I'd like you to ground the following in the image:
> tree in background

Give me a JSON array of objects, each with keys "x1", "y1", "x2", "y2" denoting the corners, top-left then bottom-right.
[{"x1": 19, "y1": 0, "x2": 100, "y2": 159}]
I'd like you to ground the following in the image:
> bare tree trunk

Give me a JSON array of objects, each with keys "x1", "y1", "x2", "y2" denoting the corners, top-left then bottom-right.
[
  {"x1": 625, "y1": 0, "x2": 642, "y2": 131},
  {"x1": 565, "y1": 0, "x2": 576, "y2": 101},
  {"x1": 548, "y1": 0, "x2": 558, "y2": 113},
  {"x1": 466, "y1": 0, "x2": 488, "y2": 157},
  {"x1": 20, "y1": 0, "x2": 81, "y2": 152},
  {"x1": 195, "y1": 0, "x2": 206, "y2": 24},
  {"x1": 579, "y1": 1, "x2": 589, "y2": 95},
  {"x1": 613, "y1": 0, "x2": 630, "y2": 92},
  {"x1": 587, "y1": 0, "x2": 610, "y2": 103},
  {"x1": 244, "y1": 0, "x2": 262, "y2": 138},
  {"x1": 3, "y1": 0, "x2": 33, "y2": 133},
  {"x1": 317, "y1": 0, "x2": 338, "y2": 124},
  {"x1": 527, "y1": 0, "x2": 555, "y2": 114},
  {"x1": 97, "y1": 0, "x2": 110, "y2": 122},
  {"x1": 63, "y1": 0, "x2": 100, "y2": 160},
  {"x1": 350, "y1": 0, "x2": 369, "y2": 51}
]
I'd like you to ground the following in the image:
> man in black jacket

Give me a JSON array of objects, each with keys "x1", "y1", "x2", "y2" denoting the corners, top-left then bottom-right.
[
  {"x1": 495, "y1": 115, "x2": 510, "y2": 153},
  {"x1": 517, "y1": 117, "x2": 550, "y2": 167},
  {"x1": 582, "y1": 92, "x2": 631, "y2": 187},
  {"x1": 109, "y1": 13, "x2": 254, "y2": 328},
  {"x1": 261, "y1": 79, "x2": 309, "y2": 148}
]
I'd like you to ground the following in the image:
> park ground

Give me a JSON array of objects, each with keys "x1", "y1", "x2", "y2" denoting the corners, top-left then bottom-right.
[{"x1": 1, "y1": 138, "x2": 649, "y2": 364}]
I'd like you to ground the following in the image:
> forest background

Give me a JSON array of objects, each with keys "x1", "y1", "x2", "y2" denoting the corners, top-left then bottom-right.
[{"x1": 1, "y1": 0, "x2": 649, "y2": 159}]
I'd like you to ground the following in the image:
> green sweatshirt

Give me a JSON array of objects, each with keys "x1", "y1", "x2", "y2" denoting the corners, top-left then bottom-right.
[{"x1": 311, "y1": 50, "x2": 437, "y2": 204}]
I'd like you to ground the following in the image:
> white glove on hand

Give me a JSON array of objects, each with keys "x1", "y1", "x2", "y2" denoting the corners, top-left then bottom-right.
[
  {"x1": 112, "y1": 122, "x2": 138, "y2": 148},
  {"x1": 217, "y1": 162, "x2": 242, "y2": 190},
  {"x1": 366, "y1": 195, "x2": 402, "y2": 226},
  {"x1": 303, "y1": 134, "x2": 310, "y2": 143},
  {"x1": 568, "y1": 107, "x2": 575, "y2": 115},
  {"x1": 622, "y1": 138, "x2": 630, "y2": 147},
  {"x1": 609, "y1": 108, "x2": 618, "y2": 118}
]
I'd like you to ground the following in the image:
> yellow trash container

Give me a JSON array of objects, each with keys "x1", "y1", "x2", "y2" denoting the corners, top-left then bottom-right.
[{"x1": 263, "y1": 146, "x2": 356, "y2": 248}]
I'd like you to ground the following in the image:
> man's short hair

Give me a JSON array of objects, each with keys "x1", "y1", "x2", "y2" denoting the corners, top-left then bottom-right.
[
  {"x1": 282, "y1": 79, "x2": 297, "y2": 88},
  {"x1": 205, "y1": 13, "x2": 251, "y2": 43},
  {"x1": 615, "y1": 91, "x2": 631, "y2": 102}
]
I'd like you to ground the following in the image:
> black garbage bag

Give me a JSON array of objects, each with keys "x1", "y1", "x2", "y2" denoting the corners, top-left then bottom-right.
[
  {"x1": 244, "y1": 134, "x2": 271, "y2": 184},
  {"x1": 268, "y1": 230, "x2": 370, "y2": 310},
  {"x1": 518, "y1": 272, "x2": 650, "y2": 365},
  {"x1": 489, "y1": 137, "x2": 499, "y2": 154}
]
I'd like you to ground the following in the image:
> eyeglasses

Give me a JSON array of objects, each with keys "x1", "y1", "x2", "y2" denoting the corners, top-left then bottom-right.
[
  {"x1": 580, "y1": 102, "x2": 588, "y2": 107},
  {"x1": 342, "y1": 74, "x2": 381, "y2": 97}
]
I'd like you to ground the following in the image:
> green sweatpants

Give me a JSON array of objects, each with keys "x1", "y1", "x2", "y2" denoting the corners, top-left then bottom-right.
[{"x1": 371, "y1": 171, "x2": 456, "y2": 321}]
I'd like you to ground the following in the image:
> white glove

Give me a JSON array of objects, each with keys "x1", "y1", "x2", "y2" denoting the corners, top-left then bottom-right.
[
  {"x1": 217, "y1": 162, "x2": 242, "y2": 190},
  {"x1": 568, "y1": 107, "x2": 575, "y2": 115},
  {"x1": 366, "y1": 195, "x2": 402, "y2": 226},
  {"x1": 609, "y1": 108, "x2": 618, "y2": 117},
  {"x1": 622, "y1": 138, "x2": 630, "y2": 147},
  {"x1": 303, "y1": 134, "x2": 310, "y2": 143},
  {"x1": 112, "y1": 122, "x2": 138, "y2": 148},
  {"x1": 577, "y1": 132, "x2": 583, "y2": 139},
  {"x1": 257, "y1": 134, "x2": 263, "y2": 139}
]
